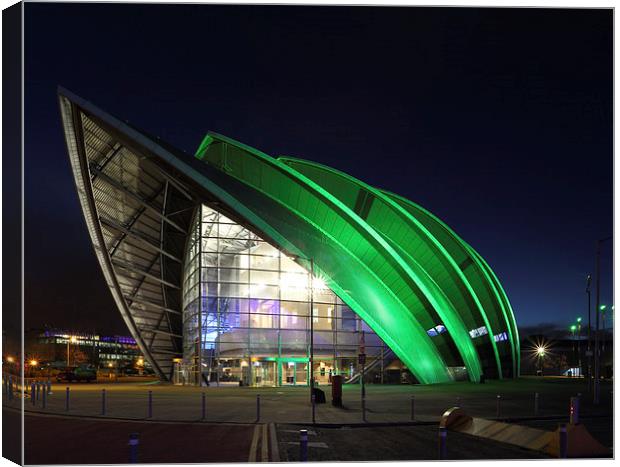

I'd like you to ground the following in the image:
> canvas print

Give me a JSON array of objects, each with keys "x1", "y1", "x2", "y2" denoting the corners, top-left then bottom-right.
[{"x1": 2, "y1": 2, "x2": 613, "y2": 464}]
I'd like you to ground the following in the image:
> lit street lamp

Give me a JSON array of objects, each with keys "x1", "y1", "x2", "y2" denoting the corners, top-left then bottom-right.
[{"x1": 536, "y1": 345, "x2": 546, "y2": 375}]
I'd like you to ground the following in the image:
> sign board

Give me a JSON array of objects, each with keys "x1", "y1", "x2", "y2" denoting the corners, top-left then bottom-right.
[{"x1": 358, "y1": 353, "x2": 366, "y2": 365}]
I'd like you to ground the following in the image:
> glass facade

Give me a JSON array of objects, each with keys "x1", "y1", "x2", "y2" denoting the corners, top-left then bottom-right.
[{"x1": 180, "y1": 204, "x2": 388, "y2": 387}]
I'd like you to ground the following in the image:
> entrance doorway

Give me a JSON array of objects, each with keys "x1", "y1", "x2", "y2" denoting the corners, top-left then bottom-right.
[{"x1": 253, "y1": 361, "x2": 276, "y2": 387}]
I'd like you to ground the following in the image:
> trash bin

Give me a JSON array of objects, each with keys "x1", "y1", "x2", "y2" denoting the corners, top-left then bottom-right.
[
  {"x1": 312, "y1": 387, "x2": 326, "y2": 404},
  {"x1": 331, "y1": 375, "x2": 343, "y2": 407}
]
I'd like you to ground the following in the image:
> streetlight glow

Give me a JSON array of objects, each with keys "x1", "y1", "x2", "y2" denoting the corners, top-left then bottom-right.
[
  {"x1": 536, "y1": 346, "x2": 546, "y2": 356},
  {"x1": 570, "y1": 325, "x2": 577, "y2": 331},
  {"x1": 6, "y1": 356, "x2": 14, "y2": 363},
  {"x1": 30, "y1": 359, "x2": 38, "y2": 367},
  {"x1": 577, "y1": 317, "x2": 582, "y2": 323}
]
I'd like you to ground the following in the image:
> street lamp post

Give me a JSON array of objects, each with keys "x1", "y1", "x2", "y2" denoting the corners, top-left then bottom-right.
[
  {"x1": 594, "y1": 236, "x2": 611, "y2": 405},
  {"x1": 576, "y1": 318, "x2": 582, "y2": 377},
  {"x1": 536, "y1": 346, "x2": 545, "y2": 376},
  {"x1": 309, "y1": 258, "x2": 315, "y2": 424},
  {"x1": 586, "y1": 275, "x2": 592, "y2": 391}
]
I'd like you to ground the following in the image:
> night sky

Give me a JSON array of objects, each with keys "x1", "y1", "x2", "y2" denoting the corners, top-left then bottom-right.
[{"x1": 22, "y1": 4, "x2": 613, "y2": 336}]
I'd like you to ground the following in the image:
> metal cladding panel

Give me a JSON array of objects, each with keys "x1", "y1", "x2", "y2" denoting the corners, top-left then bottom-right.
[
  {"x1": 279, "y1": 157, "x2": 505, "y2": 382},
  {"x1": 383, "y1": 191, "x2": 520, "y2": 378},
  {"x1": 195, "y1": 133, "x2": 453, "y2": 384}
]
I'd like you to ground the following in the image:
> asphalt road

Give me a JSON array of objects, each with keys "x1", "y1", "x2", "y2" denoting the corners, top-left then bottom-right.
[
  {"x1": 6, "y1": 408, "x2": 258, "y2": 464},
  {"x1": 276, "y1": 423, "x2": 550, "y2": 461}
]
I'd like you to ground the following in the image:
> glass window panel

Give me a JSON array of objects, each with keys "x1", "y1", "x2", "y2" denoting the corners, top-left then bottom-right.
[
  {"x1": 249, "y1": 329, "x2": 279, "y2": 351},
  {"x1": 250, "y1": 269, "x2": 279, "y2": 286},
  {"x1": 219, "y1": 282, "x2": 249, "y2": 298},
  {"x1": 219, "y1": 253, "x2": 248, "y2": 269},
  {"x1": 279, "y1": 329, "x2": 307, "y2": 349},
  {"x1": 219, "y1": 267, "x2": 247, "y2": 283},
  {"x1": 281, "y1": 285, "x2": 308, "y2": 302},
  {"x1": 249, "y1": 283, "x2": 279, "y2": 299},
  {"x1": 250, "y1": 253, "x2": 280, "y2": 271}
]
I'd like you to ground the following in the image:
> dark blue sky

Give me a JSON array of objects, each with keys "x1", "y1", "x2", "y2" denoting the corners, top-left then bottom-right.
[{"x1": 23, "y1": 4, "x2": 612, "y2": 335}]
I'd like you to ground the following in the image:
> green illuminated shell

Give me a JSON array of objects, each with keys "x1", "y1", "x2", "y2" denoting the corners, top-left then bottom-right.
[{"x1": 195, "y1": 133, "x2": 519, "y2": 383}]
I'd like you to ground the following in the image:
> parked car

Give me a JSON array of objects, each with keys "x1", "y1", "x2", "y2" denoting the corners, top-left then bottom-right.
[{"x1": 56, "y1": 365, "x2": 96, "y2": 382}]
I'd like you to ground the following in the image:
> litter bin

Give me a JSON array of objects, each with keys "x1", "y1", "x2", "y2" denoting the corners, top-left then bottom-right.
[
  {"x1": 331, "y1": 375, "x2": 343, "y2": 407},
  {"x1": 312, "y1": 387, "x2": 326, "y2": 404}
]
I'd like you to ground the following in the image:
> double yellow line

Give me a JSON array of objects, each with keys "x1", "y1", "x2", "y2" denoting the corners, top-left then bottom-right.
[{"x1": 248, "y1": 423, "x2": 280, "y2": 462}]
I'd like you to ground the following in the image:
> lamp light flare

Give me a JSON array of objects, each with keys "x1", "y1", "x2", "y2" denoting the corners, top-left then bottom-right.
[{"x1": 30, "y1": 359, "x2": 38, "y2": 366}]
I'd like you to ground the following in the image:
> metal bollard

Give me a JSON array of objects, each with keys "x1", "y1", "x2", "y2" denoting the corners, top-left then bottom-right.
[
  {"x1": 311, "y1": 392, "x2": 316, "y2": 425},
  {"x1": 36, "y1": 382, "x2": 40, "y2": 401},
  {"x1": 362, "y1": 396, "x2": 367, "y2": 423},
  {"x1": 559, "y1": 424, "x2": 567, "y2": 458},
  {"x1": 299, "y1": 429, "x2": 308, "y2": 462},
  {"x1": 47, "y1": 379, "x2": 53, "y2": 395},
  {"x1": 128, "y1": 432, "x2": 139, "y2": 463},
  {"x1": 438, "y1": 426, "x2": 448, "y2": 459},
  {"x1": 256, "y1": 394, "x2": 261, "y2": 422},
  {"x1": 8, "y1": 376, "x2": 13, "y2": 401},
  {"x1": 496, "y1": 394, "x2": 501, "y2": 418},
  {"x1": 31, "y1": 383, "x2": 36, "y2": 406},
  {"x1": 42, "y1": 386, "x2": 47, "y2": 409},
  {"x1": 147, "y1": 390, "x2": 152, "y2": 418},
  {"x1": 65, "y1": 387, "x2": 70, "y2": 411},
  {"x1": 410, "y1": 395, "x2": 415, "y2": 421},
  {"x1": 101, "y1": 389, "x2": 107, "y2": 416},
  {"x1": 569, "y1": 396, "x2": 579, "y2": 425},
  {"x1": 201, "y1": 392, "x2": 206, "y2": 421},
  {"x1": 534, "y1": 393, "x2": 539, "y2": 416}
]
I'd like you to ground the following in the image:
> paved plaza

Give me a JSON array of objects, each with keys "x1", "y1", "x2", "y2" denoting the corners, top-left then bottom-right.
[{"x1": 9, "y1": 377, "x2": 612, "y2": 425}]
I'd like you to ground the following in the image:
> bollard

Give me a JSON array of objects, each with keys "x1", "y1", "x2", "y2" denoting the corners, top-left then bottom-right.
[
  {"x1": 128, "y1": 432, "x2": 139, "y2": 463},
  {"x1": 201, "y1": 392, "x2": 206, "y2": 421},
  {"x1": 410, "y1": 395, "x2": 415, "y2": 421},
  {"x1": 362, "y1": 396, "x2": 367, "y2": 423},
  {"x1": 569, "y1": 396, "x2": 579, "y2": 425},
  {"x1": 8, "y1": 376, "x2": 13, "y2": 401},
  {"x1": 534, "y1": 393, "x2": 539, "y2": 416},
  {"x1": 65, "y1": 387, "x2": 70, "y2": 411},
  {"x1": 31, "y1": 383, "x2": 36, "y2": 406},
  {"x1": 101, "y1": 389, "x2": 107, "y2": 416},
  {"x1": 256, "y1": 394, "x2": 261, "y2": 422},
  {"x1": 36, "y1": 382, "x2": 40, "y2": 402},
  {"x1": 456, "y1": 396, "x2": 461, "y2": 407},
  {"x1": 559, "y1": 424, "x2": 567, "y2": 458},
  {"x1": 147, "y1": 390, "x2": 153, "y2": 418},
  {"x1": 299, "y1": 429, "x2": 308, "y2": 462},
  {"x1": 496, "y1": 394, "x2": 501, "y2": 418},
  {"x1": 311, "y1": 392, "x2": 316, "y2": 425},
  {"x1": 438, "y1": 426, "x2": 448, "y2": 459},
  {"x1": 47, "y1": 379, "x2": 53, "y2": 395},
  {"x1": 42, "y1": 386, "x2": 47, "y2": 409}
]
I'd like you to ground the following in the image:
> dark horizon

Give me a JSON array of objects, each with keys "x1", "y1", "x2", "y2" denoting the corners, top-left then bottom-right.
[{"x1": 20, "y1": 4, "x2": 613, "y2": 336}]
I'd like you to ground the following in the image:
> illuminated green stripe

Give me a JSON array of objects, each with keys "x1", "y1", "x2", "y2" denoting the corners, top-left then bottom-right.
[
  {"x1": 466, "y1": 246, "x2": 520, "y2": 376},
  {"x1": 279, "y1": 157, "x2": 486, "y2": 382},
  {"x1": 385, "y1": 190, "x2": 518, "y2": 378},
  {"x1": 195, "y1": 133, "x2": 451, "y2": 384}
]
